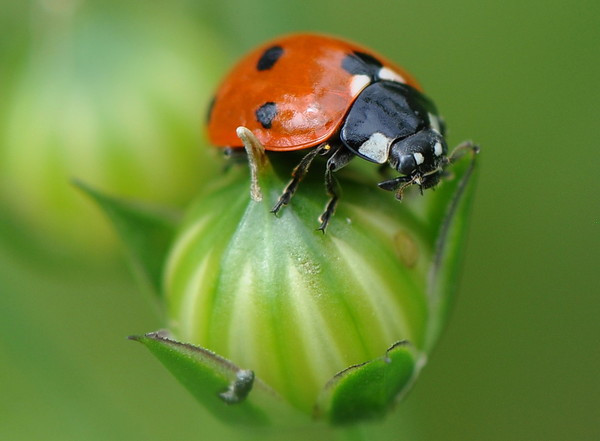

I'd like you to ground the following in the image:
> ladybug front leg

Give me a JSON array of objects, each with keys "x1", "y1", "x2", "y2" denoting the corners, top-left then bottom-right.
[
  {"x1": 271, "y1": 143, "x2": 329, "y2": 215},
  {"x1": 377, "y1": 175, "x2": 416, "y2": 200},
  {"x1": 317, "y1": 146, "x2": 354, "y2": 231}
]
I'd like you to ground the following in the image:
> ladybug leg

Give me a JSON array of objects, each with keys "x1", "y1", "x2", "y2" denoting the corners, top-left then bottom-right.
[
  {"x1": 377, "y1": 175, "x2": 416, "y2": 200},
  {"x1": 317, "y1": 167, "x2": 339, "y2": 232},
  {"x1": 221, "y1": 146, "x2": 248, "y2": 172},
  {"x1": 318, "y1": 146, "x2": 354, "y2": 231},
  {"x1": 224, "y1": 146, "x2": 250, "y2": 163},
  {"x1": 393, "y1": 176, "x2": 420, "y2": 200},
  {"x1": 377, "y1": 175, "x2": 412, "y2": 191},
  {"x1": 271, "y1": 143, "x2": 329, "y2": 215}
]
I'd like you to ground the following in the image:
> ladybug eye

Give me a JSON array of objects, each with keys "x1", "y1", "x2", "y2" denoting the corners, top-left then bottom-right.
[{"x1": 398, "y1": 154, "x2": 417, "y2": 175}]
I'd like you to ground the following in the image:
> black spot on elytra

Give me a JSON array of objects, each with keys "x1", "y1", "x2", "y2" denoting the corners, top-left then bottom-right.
[
  {"x1": 256, "y1": 102, "x2": 277, "y2": 129},
  {"x1": 206, "y1": 95, "x2": 216, "y2": 123},
  {"x1": 341, "y1": 51, "x2": 383, "y2": 80},
  {"x1": 257, "y1": 45, "x2": 284, "y2": 71}
]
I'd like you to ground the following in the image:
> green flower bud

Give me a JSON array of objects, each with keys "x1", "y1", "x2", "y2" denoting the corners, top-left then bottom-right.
[
  {"x1": 158, "y1": 129, "x2": 478, "y2": 423},
  {"x1": 87, "y1": 127, "x2": 477, "y2": 426}
]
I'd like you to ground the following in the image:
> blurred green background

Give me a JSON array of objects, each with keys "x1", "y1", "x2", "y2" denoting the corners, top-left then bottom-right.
[{"x1": 1, "y1": 0, "x2": 598, "y2": 440}]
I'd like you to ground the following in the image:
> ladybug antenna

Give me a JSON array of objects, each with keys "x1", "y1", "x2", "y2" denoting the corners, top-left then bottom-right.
[{"x1": 448, "y1": 140, "x2": 480, "y2": 164}]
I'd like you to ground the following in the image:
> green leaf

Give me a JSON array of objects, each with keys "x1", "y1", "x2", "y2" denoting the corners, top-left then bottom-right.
[
  {"x1": 129, "y1": 331, "x2": 307, "y2": 427},
  {"x1": 75, "y1": 181, "x2": 179, "y2": 300},
  {"x1": 315, "y1": 341, "x2": 418, "y2": 424}
]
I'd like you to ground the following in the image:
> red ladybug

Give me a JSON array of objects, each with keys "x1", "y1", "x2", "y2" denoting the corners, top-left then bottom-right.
[{"x1": 207, "y1": 33, "x2": 448, "y2": 230}]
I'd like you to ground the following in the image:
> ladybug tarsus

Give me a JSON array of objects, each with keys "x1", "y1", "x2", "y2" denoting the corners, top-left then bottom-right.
[{"x1": 317, "y1": 175, "x2": 339, "y2": 232}]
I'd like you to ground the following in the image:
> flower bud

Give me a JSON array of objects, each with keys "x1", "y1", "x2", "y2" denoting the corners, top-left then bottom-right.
[{"x1": 155, "y1": 130, "x2": 478, "y2": 423}]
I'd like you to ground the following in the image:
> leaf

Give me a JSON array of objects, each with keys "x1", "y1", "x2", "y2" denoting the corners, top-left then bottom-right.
[
  {"x1": 129, "y1": 331, "x2": 306, "y2": 427},
  {"x1": 75, "y1": 181, "x2": 179, "y2": 300},
  {"x1": 315, "y1": 341, "x2": 419, "y2": 424}
]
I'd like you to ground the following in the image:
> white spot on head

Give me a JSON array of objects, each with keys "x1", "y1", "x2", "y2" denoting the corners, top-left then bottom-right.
[
  {"x1": 433, "y1": 141, "x2": 443, "y2": 157},
  {"x1": 413, "y1": 152, "x2": 425, "y2": 165},
  {"x1": 358, "y1": 132, "x2": 392, "y2": 164},
  {"x1": 378, "y1": 67, "x2": 406, "y2": 84},
  {"x1": 349, "y1": 74, "x2": 371, "y2": 97}
]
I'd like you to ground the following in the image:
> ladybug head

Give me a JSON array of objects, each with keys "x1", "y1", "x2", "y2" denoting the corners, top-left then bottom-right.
[{"x1": 388, "y1": 129, "x2": 448, "y2": 181}]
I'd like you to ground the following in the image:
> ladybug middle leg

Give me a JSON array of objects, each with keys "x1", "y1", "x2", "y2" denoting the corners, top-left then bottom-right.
[
  {"x1": 318, "y1": 145, "x2": 355, "y2": 231},
  {"x1": 271, "y1": 143, "x2": 329, "y2": 215}
]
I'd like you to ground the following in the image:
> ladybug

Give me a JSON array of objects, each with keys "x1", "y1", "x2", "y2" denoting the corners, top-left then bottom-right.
[{"x1": 207, "y1": 33, "x2": 449, "y2": 230}]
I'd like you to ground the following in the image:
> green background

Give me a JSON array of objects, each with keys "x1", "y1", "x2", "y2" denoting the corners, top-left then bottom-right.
[{"x1": 1, "y1": 0, "x2": 598, "y2": 440}]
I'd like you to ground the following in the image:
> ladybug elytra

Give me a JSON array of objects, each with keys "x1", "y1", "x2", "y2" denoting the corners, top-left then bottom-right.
[{"x1": 207, "y1": 33, "x2": 450, "y2": 230}]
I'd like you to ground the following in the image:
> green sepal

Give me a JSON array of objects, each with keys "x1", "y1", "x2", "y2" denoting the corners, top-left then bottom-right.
[
  {"x1": 423, "y1": 145, "x2": 480, "y2": 351},
  {"x1": 315, "y1": 341, "x2": 418, "y2": 424},
  {"x1": 75, "y1": 181, "x2": 179, "y2": 300},
  {"x1": 129, "y1": 331, "x2": 307, "y2": 427}
]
